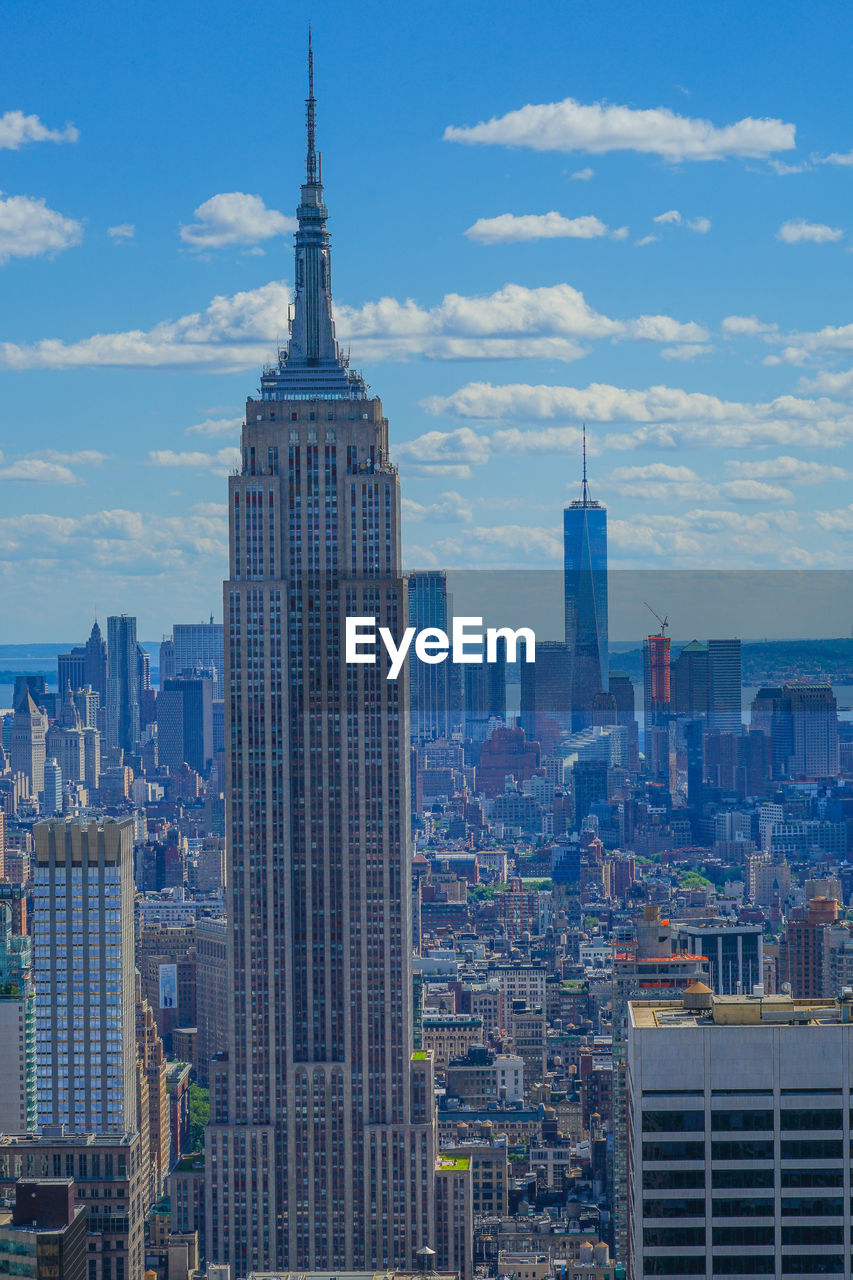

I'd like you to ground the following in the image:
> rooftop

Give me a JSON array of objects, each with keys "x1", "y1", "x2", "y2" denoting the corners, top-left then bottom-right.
[{"x1": 630, "y1": 992, "x2": 850, "y2": 1029}]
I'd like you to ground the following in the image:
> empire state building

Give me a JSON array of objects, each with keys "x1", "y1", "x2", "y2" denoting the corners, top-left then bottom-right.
[{"x1": 205, "y1": 42, "x2": 437, "y2": 1277}]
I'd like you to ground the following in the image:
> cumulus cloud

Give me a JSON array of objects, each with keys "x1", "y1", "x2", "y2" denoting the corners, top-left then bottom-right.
[
  {"x1": 603, "y1": 463, "x2": 793, "y2": 504},
  {"x1": 108, "y1": 224, "x2": 135, "y2": 241},
  {"x1": 402, "y1": 491, "x2": 473, "y2": 523},
  {"x1": 635, "y1": 235, "x2": 658, "y2": 246},
  {"x1": 180, "y1": 193, "x2": 296, "y2": 249},
  {"x1": 0, "y1": 111, "x2": 78, "y2": 150},
  {"x1": 777, "y1": 218, "x2": 843, "y2": 244},
  {"x1": 0, "y1": 457, "x2": 78, "y2": 484},
  {"x1": 443, "y1": 96, "x2": 795, "y2": 161},
  {"x1": 148, "y1": 448, "x2": 240, "y2": 475},
  {"x1": 571, "y1": 168, "x2": 594, "y2": 181},
  {"x1": 653, "y1": 210, "x2": 711, "y2": 233},
  {"x1": 185, "y1": 416, "x2": 243, "y2": 438},
  {"x1": 0, "y1": 506, "x2": 228, "y2": 571},
  {"x1": 725, "y1": 455, "x2": 848, "y2": 484},
  {"x1": 818, "y1": 150, "x2": 853, "y2": 167},
  {"x1": 413, "y1": 379, "x2": 853, "y2": 466},
  {"x1": 721, "y1": 314, "x2": 779, "y2": 336},
  {"x1": 816, "y1": 505, "x2": 853, "y2": 532},
  {"x1": 660, "y1": 343, "x2": 714, "y2": 361},
  {"x1": 465, "y1": 212, "x2": 610, "y2": 244},
  {"x1": 0, "y1": 194, "x2": 83, "y2": 265},
  {"x1": 0, "y1": 280, "x2": 707, "y2": 370}
]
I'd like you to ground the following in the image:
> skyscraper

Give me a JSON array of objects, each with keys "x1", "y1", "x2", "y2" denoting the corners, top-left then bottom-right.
[
  {"x1": 519, "y1": 640, "x2": 571, "y2": 755},
  {"x1": 206, "y1": 44, "x2": 436, "y2": 1276},
  {"x1": 707, "y1": 636, "x2": 742, "y2": 732},
  {"x1": 84, "y1": 620, "x2": 107, "y2": 704},
  {"x1": 407, "y1": 571, "x2": 450, "y2": 741},
  {"x1": 106, "y1": 615, "x2": 140, "y2": 754},
  {"x1": 564, "y1": 432, "x2": 608, "y2": 731},
  {"x1": 173, "y1": 618, "x2": 225, "y2": 690},
  {"x1": 11, "y1": 691, "x2": 47, "y2": 797},
  {"x1": 32, "y1": 819, "x2": 137, "y2": 1135}
]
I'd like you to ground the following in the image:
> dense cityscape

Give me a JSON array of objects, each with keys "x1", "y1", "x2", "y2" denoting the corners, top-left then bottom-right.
[{"x1": 4, "y1": 35, "x2": 853, "y2": 1280}]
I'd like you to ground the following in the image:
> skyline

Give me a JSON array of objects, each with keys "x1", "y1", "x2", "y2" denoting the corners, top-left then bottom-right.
[{"x1": 4, "y1": 0, "x2": 853, "y2": 639}]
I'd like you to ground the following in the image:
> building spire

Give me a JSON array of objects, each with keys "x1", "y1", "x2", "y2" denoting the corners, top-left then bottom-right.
[
  {"x1": 306, "y1": 26, "x2": 317, "y2": 186},
  {"x1": 582, "y1": 424, "x2": 590, "y2": 504}
]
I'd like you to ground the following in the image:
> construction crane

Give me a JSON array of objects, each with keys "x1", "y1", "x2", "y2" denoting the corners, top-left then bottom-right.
[{"x1": 643, "y1": 601, "x2": 669, "y2": 637}]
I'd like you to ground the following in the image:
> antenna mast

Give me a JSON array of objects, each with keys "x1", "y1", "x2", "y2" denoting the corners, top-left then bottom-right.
[{"x1": 305, "y1": 27, "x2": 317, "y2": 185}]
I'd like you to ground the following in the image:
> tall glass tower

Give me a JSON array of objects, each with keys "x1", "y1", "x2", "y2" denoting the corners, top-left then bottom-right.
[
  {"x1": 563, "y1": 432, "x2": 608, "y2": 730},
  {"x1": 205, "y1": 41, "x2": 436, "y2": 1277}
]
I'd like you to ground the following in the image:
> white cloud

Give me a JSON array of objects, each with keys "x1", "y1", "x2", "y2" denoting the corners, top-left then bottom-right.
[
  {"x1": 0, "y1": 194, "x2": 83, "y2": 265},
  {"x1": 725, "y1": 456, "x2": 847, "y2": 484},
  {"x1": 816, "y1": 504, "x2": 853, "y2": 532},
  {"x1": 0, "y1": 507, "x2": 228, "y2": 570},
  {"x1": 108, "y1": 224, "x2": 135, "y2": 241},
  {"x1": 721, "y1": 314, "x2": 779, "y2": 336},
  {"x1": 818, "y1": 150, "x2": 853, "y2": 167},
  {"x1": 465, "y1": 212, "x2": 609, "y2": 244},
  {"x1": 148, "y1": 448, "x2": 240, "y2": 475},
  {"x1": 180, "y1": 192, "x2": 296, "y2": 249},
  {"x1": 635, "y1": 234, "x2": 658, "y2": 246},
  {"x1": 444, "y1": 96, "x2": 795, "y2": 162},
  {"x1": 0, "y1": 111, "x2": 78, "y2": 151},
  {"x1": 777, "y1": 218, "x2": 843, "y2": 244},
  {"x1": 652, "y1": 209, "x2": 710, "y2": 233},
  {"x1": 769, "y1": 159, "x2": 811, "y2": 175},
  {"x1": 185, "y1": 415, "x2": 243, "y2": 437},
  {"x1": 0, "y1": 280, "x2": 707, "y2": 370},
  {"x1": 571, "y1": 167, "x2": 594, "y2": 181},
  {"x1": 402, "y1": 491, "x2": 473, "y2": 523},
  {"x1": 660, "y1": 343, "x2": 714, "y2": 361},
  {"x1": 0, "y1": 457, "x2": 78, "y2": 484},
  {"x1": 417, "y1": 379, "x2": 853, "y2": 458},
  {"x1": 603, "y1": 463, "x2": 792, "y2": 504}
]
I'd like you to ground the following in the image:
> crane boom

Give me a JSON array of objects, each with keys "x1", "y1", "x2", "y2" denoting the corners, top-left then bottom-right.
[{"x1": 643, "y1": 601, "x2": 669, "y2": 636}]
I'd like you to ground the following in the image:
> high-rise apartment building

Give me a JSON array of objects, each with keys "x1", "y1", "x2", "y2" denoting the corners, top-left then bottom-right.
[
  {"x1": 407, "y1": 571, "x2": 450, "y2": 741},
  {"x1": 32, "y1": 819, "x2": 136, "y2": 1134},
  {"x1": 628, "y1": 986, "x2": 853, "y2": 1279},
  {"x1": 564, "y1": 435, "x2": 608, "y2": 731},
  {"x1": 205, "y1": 45, "x2": 436, "y2": 1276},
  {"x1": 106, "y1": 616, "x2": 140, "y2": 754}
]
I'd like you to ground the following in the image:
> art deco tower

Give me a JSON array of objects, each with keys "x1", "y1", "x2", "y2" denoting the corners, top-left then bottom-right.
[
  {"x1": 205, "y1": 41, "x2": 436, "y2": 1278},
  {"x1": 564, "y1": 430, "x2": 608, "y2": 730}
]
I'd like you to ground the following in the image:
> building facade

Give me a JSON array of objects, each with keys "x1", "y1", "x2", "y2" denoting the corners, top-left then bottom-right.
[{"x1": 32, "y1": 819, "x2": 136, "y2": 1134}]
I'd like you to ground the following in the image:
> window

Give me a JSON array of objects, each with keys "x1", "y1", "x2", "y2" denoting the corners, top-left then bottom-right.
[
  {"x1": 712, "y1": 1168, "x2": 774, "y2": 1189},
  {"x1": 643, "y1": 1109, "x2": 705, "y2": 1132},
  {"x1": 712, "y1": 1109, "x2": 774, "y2": 1131}
]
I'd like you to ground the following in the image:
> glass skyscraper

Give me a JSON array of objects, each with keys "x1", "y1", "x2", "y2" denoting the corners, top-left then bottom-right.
[{"x1": 563, "y1": 438, "x2": 608, "y2": 731}]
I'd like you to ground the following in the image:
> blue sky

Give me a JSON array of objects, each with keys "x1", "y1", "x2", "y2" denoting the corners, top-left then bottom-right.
[{"x1": 3, "y1": 0, "x2": 853, "y2": 640}]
